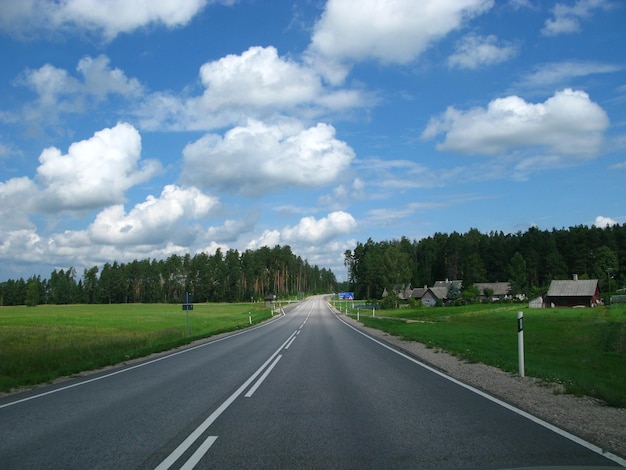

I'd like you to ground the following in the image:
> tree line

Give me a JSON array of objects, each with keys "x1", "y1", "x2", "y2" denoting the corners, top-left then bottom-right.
[
  {"x1": 0, "y1": 245, "x2": 337, "y2": 306},
  {"x1": 344, "y1": 224, "x2": 625, "y2": 301}
]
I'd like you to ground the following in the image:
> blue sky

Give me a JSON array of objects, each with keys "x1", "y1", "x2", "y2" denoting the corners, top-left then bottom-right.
[{"x1": 0, "y1": 0, "x2": 624, "y2": 282}]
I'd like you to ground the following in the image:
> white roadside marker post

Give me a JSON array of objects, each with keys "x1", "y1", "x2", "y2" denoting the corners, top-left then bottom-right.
[{"x1": 517, "y1": 311, "x2": 525, "y2": 377}]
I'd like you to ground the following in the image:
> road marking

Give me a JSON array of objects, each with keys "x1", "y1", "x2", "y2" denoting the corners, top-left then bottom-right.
[
  {"x1": 329, "y1": 303, "x2": 626, "y2": 468},
  {"x1": 285, "y1": 335, "x2": 297, "y2": 348},
  {"x1": 154, "y1": 331, "x2": 296, "y2": 470},
  {"x1": 179, "y1": 436, "x2": 218, "y2": 470},
  {"x1": 245, "y1": 355, "x2": 282, "y2": 398},
  {"x1": 0, "y1": 313, "x2": 286, "y2": 410}
]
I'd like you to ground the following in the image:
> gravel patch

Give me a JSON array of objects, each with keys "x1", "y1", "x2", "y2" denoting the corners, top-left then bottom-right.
[{"x1": 340, "y1": 313, "x2": 626, "y2": 461}]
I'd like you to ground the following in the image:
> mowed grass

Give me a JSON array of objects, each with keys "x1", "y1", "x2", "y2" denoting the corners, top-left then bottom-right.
[
  {"x1": 337, "y1": 302, "x2": 626, "y2": 408},
  {"x1": 0, "y1": 303, "x2": 274, "y2": 393}
]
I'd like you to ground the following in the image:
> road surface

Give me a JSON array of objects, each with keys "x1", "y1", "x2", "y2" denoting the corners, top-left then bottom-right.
[{"x1": 0, "y1": 296, "x2": 622, "y2": 469}]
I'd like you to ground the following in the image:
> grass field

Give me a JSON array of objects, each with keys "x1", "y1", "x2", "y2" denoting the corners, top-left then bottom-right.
[
  {"x1": 0, "y1": 303, "x2": 275, "y2": 393},
  {"x1": 333, "y1": 301, "x2": 626, "y2": 408}
]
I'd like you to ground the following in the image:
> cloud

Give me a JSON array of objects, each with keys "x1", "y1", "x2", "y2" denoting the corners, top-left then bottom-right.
[
  {"x1": 137, "y1": 46, "x2": 365, "y2": 131},
  {"x1": 542, "y1": 0, "x2": 612, "y2": 36},
  {"x1": 0, "y1": 184, "x2": 219, "y2": 271},
  {"x1": 610, "y1": 161, "x2": 626, "y2": 170},
  {"x1": 508, "y1": 0, "x2": 533, "y2": 8},
  {"x1": 307, "y1": 0, "x2": 494, "y2": 83},
  {"x1": 0, "y1": 141, "x2": 13, "y2": 158},
  {"x1": 75, "y1": 55, "x2": 144, "y2": 99},
  {"x1": 35, "y1": 122, "x2": 161, "y2": 211},
  {"x1": 87, "y1": 185, "x2": 218, "y2": 245},
  {"x1": 282, "y1": 211, "x2": 357, "y2": 244},
  {"x1": 205, "y1": 218, "x2": 258, "y2": 243},
  {"x1": 354, "y1": 158, "x2": 442, "y2": 192},
  {"x1": 366, "y1": 202, "x2": 446, "y2": 227},
  {"x1": 0, "y1": 0, "x2": 227, "y2": 41},
  {"x1": 246, "y1": 230, "x2": 282, "y2": 251},
  {"x1": 1, "y1": 122, "x2": 162, "y2": 238},
  {"x1": 247, "y1": 211, "x2": 357, "y2": 249},
  {"x1": 181, "y1": 120, "x2": 355, "y2": 196},
  {"x1": 594, "y1": 215, "x2": 617, "y2": 228},
  {"x1": 0, "y1": 177, "x2": 39, "y2": 230},
  {"x1": 0, "y1": 229, "x2": 46, "y2": 264},
  {"x1": 16, "y1": 55, "x2": 143, "y2": 128},
  {"x1": 422, "y1": 89, "x2": 609, "y2": 159},
  {"x1": 318, "y1": 178, "x2": 366, "y2": 209},
  {"x1": 518, "y1": 60, "x2": 622, "y2": 89},
  {"x1": 448, "y1": 33, "x2": 518, "y2": 69}
]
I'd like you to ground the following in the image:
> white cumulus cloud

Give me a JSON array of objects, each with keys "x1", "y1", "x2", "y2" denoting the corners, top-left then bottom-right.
[
  {"x1": 0, "y1": 123, "x2": 161, "y2": 217},
  {"x1": 307, "y1": 0, "x2": 493, "y2": 83},
  {"x1": 0, "y1": 177, "x2": 39, "y2": 231},
  {"x1": 247, "y1": 211, "x2": 357, "y2": 249},
  {"x1": 282, "y1": 211, "x2": 357, "y2": 245},
  {"x1": 182, "y1": 120, "x2": 355, "y2": 196},
  {"x1": 0, "y1": 0, "x2": 227, "y2": 41},
  {"x1": 88, "y1": 185, "x2": 218, "y2": 245},
  {"x1": 593, "y1": 215, "x2": 617, "y2": 228},
  {"x1": 35, "y1": 122, "x2": 161, "y2": 211},
  {"x1": 137, "y1": 46, "x2": 365, "y2": 131},
  {"x1": 422, "y1": 89, "x2": 609, "y2": 158}
]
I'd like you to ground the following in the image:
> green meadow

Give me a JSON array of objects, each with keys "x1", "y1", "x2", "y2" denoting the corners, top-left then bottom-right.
[
  {"x1": 335, "y1": 301, "x2": 626, "y2": 408},
  {"x1": 0, "y1": 303, "x2": 274, "y2": 393}
]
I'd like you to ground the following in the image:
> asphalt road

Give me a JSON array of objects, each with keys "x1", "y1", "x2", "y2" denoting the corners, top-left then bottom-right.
[{"x1": 0, "y1": 296, "x2": 622, "y2": 469}]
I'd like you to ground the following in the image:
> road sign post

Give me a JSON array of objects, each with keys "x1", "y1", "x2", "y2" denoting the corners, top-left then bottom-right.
[
  {"x1": 182, "y1": 292, "x2": 193, "y2": 336},
  {"x1": 517, "y1": 311, "x2": 525, "y2": 377}
]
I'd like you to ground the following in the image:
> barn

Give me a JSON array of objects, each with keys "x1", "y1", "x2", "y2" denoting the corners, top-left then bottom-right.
[{"x1": 545, "y1": 278, "x2": 600, "y2": 308}]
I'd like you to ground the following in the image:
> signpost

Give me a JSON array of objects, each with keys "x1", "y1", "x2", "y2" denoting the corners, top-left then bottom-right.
[
  {"x1": 338, "y1": 292, "x2": 354, "y2": 314},
  {"x1": 182, "y1": 292, "x2": 193, "y2": 337},
  {"x1": 517, "y1": 311, "x2": 525, "y2": 377}
]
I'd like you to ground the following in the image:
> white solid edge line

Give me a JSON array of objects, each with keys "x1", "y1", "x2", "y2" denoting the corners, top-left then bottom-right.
[
  {"x1": 244, "y1": 355, "x2": 283, "y2": 398},
  {"x1": 327, "y1": 303, "x2": 626, "y2": 468},
  {"x1": 154, "y1": 332, "x2": 296, "y2": 470},
  {"x1": 0, "y1": 310, "x2": 286, "y2": 410},
  {"x1": 179, "y1": 435, "x2": 218, "y2": 470}
]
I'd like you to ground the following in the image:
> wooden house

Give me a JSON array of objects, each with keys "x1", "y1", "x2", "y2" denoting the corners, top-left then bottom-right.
[
  {"x1": 474, "y1": 282, "x2": 511, "y2": 301},
  {"x1": 421, "y1": 287, "x2": 449, "y2": 307},
  {"x1": 545, "y1": 277, "x2": 600, "y2": 307}
]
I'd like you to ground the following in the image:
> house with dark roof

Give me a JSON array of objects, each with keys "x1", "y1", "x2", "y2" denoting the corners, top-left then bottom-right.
[
  {"x1": 421, "y1": 287, "x2": 450, "y2": 307},
  {"x1": 474, "y1": 282, "x2": 511, "y2": 301},
  {"x1": 433, "y1": 279, "x2": 463, "y2": 290},
  {"x1": 409, "y1": 286, "x2": 428, "y2": 301},
  {"x1": 382, "y1": 284, "x2": 413, "y2": 301},
  {"x1": 545, "y1": 276, "x2": 600, "y2": 307},
  {"x1": 417, "y1": 279, "x2": 462, "y2": 307}
]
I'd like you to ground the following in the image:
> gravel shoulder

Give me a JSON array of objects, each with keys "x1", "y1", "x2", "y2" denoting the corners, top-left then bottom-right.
[{"x1": 338, "y1": 312, "x2": 626, "y2": 461}]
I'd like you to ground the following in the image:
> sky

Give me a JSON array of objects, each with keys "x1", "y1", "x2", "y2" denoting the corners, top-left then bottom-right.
[{"x1": 0, "y1": 0, "x2": 625, "y2": 283}]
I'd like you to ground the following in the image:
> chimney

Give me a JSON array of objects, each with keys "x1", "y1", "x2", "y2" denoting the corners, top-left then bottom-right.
[{"x1": 573, "y1": 274, "x2": 578, "y2": 281}]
